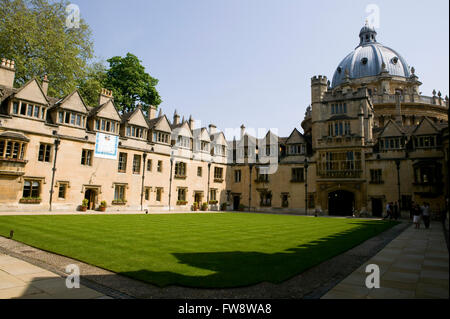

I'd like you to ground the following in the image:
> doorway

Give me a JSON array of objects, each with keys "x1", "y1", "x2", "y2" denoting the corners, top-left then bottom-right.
[
  {"x1": 233, "y1": 195, "x2": 241, "y2": 211},
  {"x1": 194, "y1": 192, "x2": 203, "y2": 205},
  {"x1": 371, "y1": 198, "x2": 383, "y2": 217},
  {"x1": 84, "y1": 189, "x2": 97, "y2": 210},
  {"x1": 328, "y1": 190, "x2": 354, "y2": 216}
]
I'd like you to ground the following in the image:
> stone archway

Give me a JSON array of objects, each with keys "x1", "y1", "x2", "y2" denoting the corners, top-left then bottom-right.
[{"x1": 328, "y1": 190, "x2": 355, "y2": 216}]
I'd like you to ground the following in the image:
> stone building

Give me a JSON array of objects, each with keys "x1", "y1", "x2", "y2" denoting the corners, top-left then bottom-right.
[{"x1": 0, "y1": 24, "x2": 448, "y2": 216}]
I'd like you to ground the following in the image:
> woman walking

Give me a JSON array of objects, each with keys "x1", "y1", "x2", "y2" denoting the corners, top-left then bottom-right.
[{"x1": 413, "y1": 203, "x2": 422, "y2": 229}]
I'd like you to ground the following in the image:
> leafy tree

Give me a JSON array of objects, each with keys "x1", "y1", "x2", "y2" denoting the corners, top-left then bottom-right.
[
  {"x1": 77, "y1": 60, "x2": 107, "y2": 106},
  {"x1": 0, "y1": 0, "x2": 93, "y2": 97},
  {"x1": 103, "y1": 53, "x2": 162, "y2": 113}
]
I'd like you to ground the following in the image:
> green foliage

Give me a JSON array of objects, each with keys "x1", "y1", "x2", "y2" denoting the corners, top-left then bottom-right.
[
  {"x1": 0, "y1": 0, "x2": 93, "y2": 97},
  {"x1": 81, "y1": 199, "x2": 89, "y2": 207},
  {"x1": 103, "y1": 53, "x2": 162, "y2": 113},
  {"x1": 77, "y1": 60, "x2": 107, "y2": 106}
]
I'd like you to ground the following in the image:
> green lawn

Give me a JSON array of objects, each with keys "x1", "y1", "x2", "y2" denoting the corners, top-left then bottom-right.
[{"x1": 0, "y1": 213, "x2": 397, "y2": 288}]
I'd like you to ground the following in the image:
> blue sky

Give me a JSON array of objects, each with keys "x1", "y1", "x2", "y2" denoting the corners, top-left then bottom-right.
[{"x1": 75, "y1": 0, "x2": 449, "y2": 138}]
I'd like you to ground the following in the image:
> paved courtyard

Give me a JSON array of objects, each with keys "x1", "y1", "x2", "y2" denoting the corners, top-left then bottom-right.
[
  {"x1": 0, "y1": 253, "x2": 110, "y2": 299},
  {"x1": 322, "y1": 221, "x2": 449, "y2": 299}
]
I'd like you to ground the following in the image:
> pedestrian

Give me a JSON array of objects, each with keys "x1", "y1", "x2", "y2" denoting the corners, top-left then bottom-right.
[
  {"x1": 410, "y1": 201, "x2": 415, "y2": 220},
  {"x1": 422, "y1": 202, "x2": 431, "y2": 229},
  {"x1": 413, "y1": 203, "x2": 422, "y2": 229},
  {"x1": 393, "y1": 202, "x2": 399, "y2": 220},
  {"x1": 384, "y1": 202, "x2": 391, "y2": 220}
]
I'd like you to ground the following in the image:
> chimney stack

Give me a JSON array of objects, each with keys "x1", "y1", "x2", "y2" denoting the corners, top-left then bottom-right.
[
  {"x1": 188, "y1": 115, "x2": 195, "y2": 130},
  {"x1": 0, "y1": 58, "x2": 16, "y2": 88},
  {"x1": 42, "y1": 75, "x2": 49, "y2": 95},
  {"x1": 173, "y1": 110, "x2": 180, "y2": 125},
  {"x1": 99, "y1": 88, "x2": 113, "y2": 105},
  {"x1": 209, "y1": 124, "x2": 217, "y2": 135},
  {"x1": 148, "y1": 105, "x2": 157, "y2": 120},
  {"x1": 240, "y1": 124, "x2": 246, "y2": 139}
]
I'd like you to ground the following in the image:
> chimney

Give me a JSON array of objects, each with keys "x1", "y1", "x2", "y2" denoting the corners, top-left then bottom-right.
[
  {"x1": 188, "y1": 115, "x2": 195, "y2": 130},
  {"x1": 209, "y1": 124, "x2": 217, "y2": 135},
  {"x1": 173, "y1": 109, "x2": 180, "y2": 125},
  {"x1": 42, "y1": 75, "x2": 49, "y2": 95},
  {"x1": 0, "y1": 58, "x2": 16, "y2": 88},
  {"x1": 240, "y1": 124, "x2": 246, "y2": 139},
  {"x1": 148, "y1": 105, "x2": 157, "y2": 120},
  {"x1": 99, "y1": 88, "x2": 113, "y2": 105}
]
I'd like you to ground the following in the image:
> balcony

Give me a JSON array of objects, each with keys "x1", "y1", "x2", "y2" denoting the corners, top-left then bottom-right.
[{"x1": 318, "y1": 169, "x2": 362, "y2": 179}]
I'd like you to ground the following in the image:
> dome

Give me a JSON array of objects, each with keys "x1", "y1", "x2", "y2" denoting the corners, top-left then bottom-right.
[{"x1": 331, "y1": 24, "x2": 411, "y2": 88}]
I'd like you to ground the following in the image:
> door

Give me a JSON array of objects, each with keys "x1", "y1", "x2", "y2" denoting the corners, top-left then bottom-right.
[
  {"x1": 233, "y1": 196, "x2": 240, "y2": 211},
  {"x1": 328, "y1": 190, "x2": 354, "y2": 216},
  {"x1": 194, "y1": 193, "x2": 202, "y2": 205},
  {"x1": 84, "y1": 189, "x2": 97, "y2": 210},
  {"x1": 371, "y1": 198, "x2": 383, "y2": 217}
]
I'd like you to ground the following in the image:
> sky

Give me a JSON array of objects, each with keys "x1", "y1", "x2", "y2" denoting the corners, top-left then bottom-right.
[{"x1": 74, "y1": 0, "x2": 449, "y2": 139}]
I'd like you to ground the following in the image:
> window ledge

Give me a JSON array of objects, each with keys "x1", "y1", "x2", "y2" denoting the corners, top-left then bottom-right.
[
  {"x1": 112, "y1": 200, "x2": 127, "y2": 205},
  {"x1": 19, "y1": 198, "x2": 41, "y2": 204}
]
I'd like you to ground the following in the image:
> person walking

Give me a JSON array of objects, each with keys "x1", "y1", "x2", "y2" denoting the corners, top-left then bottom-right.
[
  {"x1": 393, "y1": 202, "x2": 399, "y2": 220},
  {"x1": 384, "y1": 202, "x2": 392, "y2": 220},
  {"x1": 410, "y1": 201, "x2": 415, "y2": 220},
  {"x1": 422, "y1": 202, "x2": 431, "y2": 229},
  {"x1": 413, "y1": 203, "x2": 422, "y2": 229}
]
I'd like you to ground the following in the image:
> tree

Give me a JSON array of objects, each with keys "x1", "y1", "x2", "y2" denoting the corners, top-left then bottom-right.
[
  {"x1": 0, "y1": 0, "x2": 93, "y2": 97},
  {"x1": 77, "y1": 60, "x2": 107, "y2": 106},
  {"x1": 103, "y1": 53, "x2": 162, "y2": 113}
]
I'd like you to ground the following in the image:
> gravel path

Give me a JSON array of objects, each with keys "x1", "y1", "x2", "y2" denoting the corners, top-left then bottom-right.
[{"x1": 0, "y1": 219, "x2": 410, "y2": 299}]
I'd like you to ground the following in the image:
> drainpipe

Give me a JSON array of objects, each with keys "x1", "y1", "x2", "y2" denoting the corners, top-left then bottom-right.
[
  {"x1": 49, "y1": 136, "x2": 60, "y2": 212},
  {"x1": 248, "y1": 164, "x2": 253, "y2": 210},
  {"x1": 207, "y1": 161, "x2": 211, "y2": 204},
  {"x1": 140, "y1": 153, "x2": 147, "y2": 211},
  {"x1": 168, "y1": 155, "x2": 174, "y2": 211}
]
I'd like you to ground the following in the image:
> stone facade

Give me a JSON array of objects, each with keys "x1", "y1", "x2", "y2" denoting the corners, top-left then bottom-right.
[{"x1": 0, "y1": 25, "x2": 448, "y2": 217}]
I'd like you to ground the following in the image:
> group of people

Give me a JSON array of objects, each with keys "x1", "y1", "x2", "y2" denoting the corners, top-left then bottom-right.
[
  {"x1": 384, "y1": 202, "x2": 400, "y2": 220},
  {"x1": 410, "y1": 202, "x2": 431, "y2": 229},
  {"x1": 384, "y1": 201, "x2": 432, "y2": 229}
]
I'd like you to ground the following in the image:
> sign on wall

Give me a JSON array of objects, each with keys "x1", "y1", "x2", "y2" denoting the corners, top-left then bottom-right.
[{"x1": 94, "y1": 133, "x2": 119, "y2": 160}]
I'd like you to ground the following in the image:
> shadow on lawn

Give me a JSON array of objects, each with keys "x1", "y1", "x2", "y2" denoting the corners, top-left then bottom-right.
[{"x1": 120, "y1": 220, "x2": 397, "y2": 289}]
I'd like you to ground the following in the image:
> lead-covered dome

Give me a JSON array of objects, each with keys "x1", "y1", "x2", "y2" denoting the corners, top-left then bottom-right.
[{"x1": 331, "y1": 24, "x2": 411, "y2": 88}]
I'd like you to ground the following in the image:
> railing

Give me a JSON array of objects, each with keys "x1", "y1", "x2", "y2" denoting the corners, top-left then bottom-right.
[
  {"x1": 371, "y1": 94, "x2": 447, "y2": 107},
  {"x1": 317, "y1": 170, "x2": 362, "y2": 178}
]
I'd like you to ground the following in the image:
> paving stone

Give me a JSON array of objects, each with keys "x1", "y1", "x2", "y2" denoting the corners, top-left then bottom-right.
[
  {"x1": 367, "y1": 286, "x2": 415, "y2": 299},
  {"x1": 0, "y1": 285, "x2": 43, "y2": 298},
  {"x1": 416, "y1": 283, "x2": 449, "y2": 299},
  {"x1": 0, "y1": 271, "x2": 28, "y2": 289}
]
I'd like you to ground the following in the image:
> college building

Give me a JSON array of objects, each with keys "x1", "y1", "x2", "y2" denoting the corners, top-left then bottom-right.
[{"x1": 0, "y1": 24, "x2": 448, "y2": 217}]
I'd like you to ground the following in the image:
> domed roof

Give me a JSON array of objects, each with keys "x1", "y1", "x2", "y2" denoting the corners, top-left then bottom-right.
[{"x1": 331, "y1": 24, "x2": 411, "y2": 88}]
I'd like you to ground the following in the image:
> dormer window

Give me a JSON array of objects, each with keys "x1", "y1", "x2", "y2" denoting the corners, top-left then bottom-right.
[
  {"x1": 95, "y1": 118, "x2": 118, "y2": 134},
  {"x1": 58, "y1": 110, "x2": 85, "y2": 128},
  {"x1": 288, "y1": 144, "x2": 305, "y2": 155},
  {"x1": 126, "y1": 125, "x2": 146, "y2": 139},
  {"x1": 12, "y1": 100, "x2": 45, "y2": 120},
  {"x1": 153, "y1": 131, "x2": 170, "y2": 144},
  {"x1": 391, "y1": 57, "x2": 399, "y2": 64}
]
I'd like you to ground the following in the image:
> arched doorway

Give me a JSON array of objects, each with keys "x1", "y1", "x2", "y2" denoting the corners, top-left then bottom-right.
[
  {"x1": 84, "y1": 189, "x2": 97, "y2": 210},
  {"x1": 328, "y1": 190, "x2": 354, "y2": 216}
]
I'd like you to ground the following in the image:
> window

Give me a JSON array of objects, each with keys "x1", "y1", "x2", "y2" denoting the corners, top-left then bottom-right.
[
  {"x1": 156, "y1": 188, "x2": 162, "y2": 202},
  {"x1": 291, "y1": 168, "x2": 305, "y2": 182},
  {"x1": 415, "y1": 136, "x2": 436, "y2": 149},
  {"x1": 234, "y1": 170, "x2": 241, "y2": 183},
  {"x1": 157, "y1": 160, "x2": 163, "y2": 172},
  {"x1": 65, "y1": 112, "x2": 70, "y2": 124},
  {"x1": 12, "y1": 102, "x2": 19, "y2": 114},
  {"x1": 20, "y1": 103, "x2": 27, "y2": 115},
  {"x1": 70, "y1": 113, "x2": 76, "y2": 125},
  {"x1": 380, "y1": 138, "x2": 403, "y2": 150},
  {"x1": 133, "y1": 155, "x2": 141, "y2": 174},
  {"x1": 58, "y1": 183, "x2": 67, "y2": 199},
  {"x1": 197, "y1": 167, "x2": 202, "y2": 177},
  {"x1": 23, "y1": 180, "x2": 40, "y2": 198},
  {"x1": 58, "y1": 111, "x2": 64, "y2": 123},
  {"x1": 95, "y1": 120, "x2": 100, "y2": 130},
  {"x1": 259, "y1": 190, "x2": 272, "y2": 207},
  {"x1": 147, "y1": 159, "x2": 152, "y2": 171},
  {"x1": 101, "y1": 120, "x2": 105, "y2": 131},
  {"x1": 76, "y1": 114, "x2": 81, "y2": 126},
  {"x1": 210, "y1": 189, "x2": 217, "y2": 201},
  {"x1": 27, "y1": 104, "x2": 33, "y2": 117},
  {"x1": 256, "y1": 167, "x2": 269, "y2": 182},
  {"x1": 330, "y1": 103, "x2": 347, "y2": 115},
  {"x1": 145, "y1": 188, "x2": 150, "y2": 201},
  {"x1": 81, "y1": 149, "x2": 93, "y2": 166},
  {"x1": 114, "y1": 185, "x2": 126, "y2": 201},
  {"x1": 175, "y1": 162, "x2": 186, "y2": 177},
  {"x1": 177, "y1": 188, "x2": 186, "y2": 201},
  {"x1": 118, "y1": 153, "x2": 127, "y2": 173},
  {"x1": 288, "y1": 144, "x2": 305, "y2": 155},
  {"x1": 370, "y1": 169, "x2": 383, "y2": 184},
  {"x1": 214, "y1": 167, "x2": 223, "y2": 181},
  {"x1": 34, "y1": 105, "x2": 40, "y2": 118},
  {"x1": 38, "y1": 143, "x2": 52, "y2": 162}
]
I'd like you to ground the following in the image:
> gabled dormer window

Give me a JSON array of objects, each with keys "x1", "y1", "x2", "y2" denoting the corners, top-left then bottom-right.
[
  {"x1": 126, "y1": 125, "x2": 146, "y2": 139},
  {"x1": 414, "y1": 136, "x2": 437, "y2": 149},
  {"x1": 58, "y1": 110, "x2": 85, "y2": 128},
  {"x1": 95, "y1": 118, "x2": 118, "y2": 134},
  {"x1": 288, "y1": 144, "x2": 305, "y2": 155},
  {"x1": 12, "y1": 100, "x2": 45, "y2": 120},
  {"x1": 380, "y1": 137, "x2": 403, "y2": 150},
  {"x1": 176, "y1": 136, "x2": 191, "y2": 149}
]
